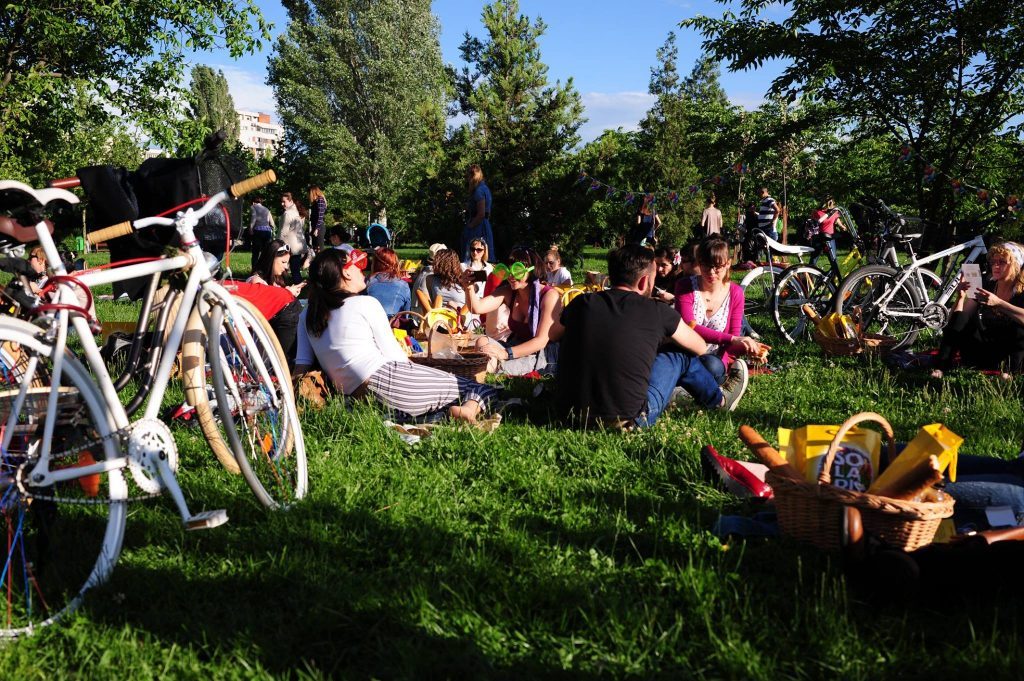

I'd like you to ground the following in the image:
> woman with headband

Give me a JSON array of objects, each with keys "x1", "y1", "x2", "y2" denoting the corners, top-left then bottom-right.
[
  {"x1": 932, "y1": 241, "x2": 1024, "y2": 378},
  {"x1": 294, "y1": 249, "x2": 500, "y2": 425}
]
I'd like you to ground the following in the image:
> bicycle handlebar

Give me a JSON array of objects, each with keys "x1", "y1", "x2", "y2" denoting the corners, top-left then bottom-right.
[
  {"x1": 229, "y1": 169, "x2": 276, "y2": 199},
  {"x1": 85, "y1": 221, "x2": 133, "y2": 245},
  {"x1": 86, "y1": 170, "x2": 277, "y2": 246}
]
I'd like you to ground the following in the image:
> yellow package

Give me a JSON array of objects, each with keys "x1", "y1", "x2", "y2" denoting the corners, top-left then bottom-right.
[
  {"x1": 867, "y1": 423, "x2": 961, "y2": 494},
  {"x1": 778, "y1": 425, "x2": 882, "y2": 491}
]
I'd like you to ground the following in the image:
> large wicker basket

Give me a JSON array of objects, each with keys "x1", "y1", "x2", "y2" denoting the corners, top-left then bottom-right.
[
  {"x1": 811, "y1": 328, "x2": 899, "y2": 357},
  {"x1": 409, "y1": 322, "x2": 490, "y2": 382},
  {"x1": 766, "y1": 412, "x2": 954, "y2": 552},
  {"x1": 803, "y1": 304, "x2": 898, "y2": 356}
]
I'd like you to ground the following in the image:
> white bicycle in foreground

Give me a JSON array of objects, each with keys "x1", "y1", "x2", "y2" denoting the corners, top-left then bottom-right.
[{"x1": 0, "y1": 171, "x2": 306, "y2": 636}]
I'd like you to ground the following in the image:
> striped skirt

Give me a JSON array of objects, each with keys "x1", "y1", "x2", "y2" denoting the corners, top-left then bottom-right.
[{"x1": 366, "y1": 361, "x2": 500, "y2": 419}]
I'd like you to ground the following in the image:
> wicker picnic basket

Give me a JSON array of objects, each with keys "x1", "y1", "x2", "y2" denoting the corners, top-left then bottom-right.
[
  {"x1": 811, "y1": 328, "x2": 899, "y2": 357},
  {"x1": 409, "y1": 322, "x2": 490, "y2": 382},
  {"x1": 766, "y1": 412, "x2": 954, "y2": 552},
  {"x1": 803, "y1": 304, "x2": 898, "y2": 357}
]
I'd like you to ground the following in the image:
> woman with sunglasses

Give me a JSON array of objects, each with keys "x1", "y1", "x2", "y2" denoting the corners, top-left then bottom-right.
[
  {"x1": 295, "y1": 249, "x2": 499, "y2": 424},
  {"x1": 461, "y1": 247, "x2": 562, "y2": 376},
  {"x1": 931, "y1": 241, "x2": 1024, "y2": 379},
  {"x1": 462, "y1": 238, "x2": 493, "y2": 298},
  {"x1": 244, "y1": 238, "x2": 306, "y2": 364},
  {"x1": 542, "y1": 247, "x2": 573, "y2": 287},
  {"x1": 249, "y1": 238, "x2": 306, "y2": 297},
  {"x1": 674, "y1": 238, "x2": 761, "y2": 390}
]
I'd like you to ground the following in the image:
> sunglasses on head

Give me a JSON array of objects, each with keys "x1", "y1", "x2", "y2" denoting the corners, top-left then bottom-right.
[
  {"x1": 492, "y1": 262, "x2": 534, "y2": 281},
  {"x1": 275, "y1": 244, "x2": 290, "y2": 254},
  {"x1": 344, "y1": 249, "x2": 368, "y2": 271}
]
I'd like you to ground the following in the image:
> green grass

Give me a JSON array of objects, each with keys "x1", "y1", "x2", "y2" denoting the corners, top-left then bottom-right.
[{"x1": 4, "y1": 248, "x2": 1024, "y2": 677}]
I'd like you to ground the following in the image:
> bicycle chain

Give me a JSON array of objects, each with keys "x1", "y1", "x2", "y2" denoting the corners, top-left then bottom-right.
[{"x1": 11, "y1": 426, "x2": 164, "y2": 506}]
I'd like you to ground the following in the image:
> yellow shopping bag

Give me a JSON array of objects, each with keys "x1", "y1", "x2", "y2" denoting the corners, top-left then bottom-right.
[
  {"x1": 868, "y1": 423, "x2": 962, "y2": 494},
  {"x1": 778, "y1": 424, "x2": 883, "y2": 492}
]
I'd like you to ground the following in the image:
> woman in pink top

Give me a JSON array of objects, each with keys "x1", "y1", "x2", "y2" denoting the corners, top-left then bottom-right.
[{"x1": 674, "y1": 238, "x2": 761, "y2": 384}]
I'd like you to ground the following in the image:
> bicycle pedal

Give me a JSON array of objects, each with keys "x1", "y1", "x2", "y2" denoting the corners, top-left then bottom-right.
[{"x1": 185, "y1": 509, "x2": 229, "y2": 531}]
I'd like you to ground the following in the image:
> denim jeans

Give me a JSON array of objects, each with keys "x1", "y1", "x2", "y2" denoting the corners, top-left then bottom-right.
[
  {"x1": 945, "y1": 454, "x2": 1024, "y2": 528},
  {"x1": 699, "y1": 353, "x2": 726, "y2": 386},
  {"x1": 636, "y1": 351, "x2": 722, "y2": 428}
]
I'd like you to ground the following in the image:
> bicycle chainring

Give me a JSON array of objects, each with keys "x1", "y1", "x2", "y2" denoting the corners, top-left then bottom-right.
[
  {"x1": 920, "y1": 302, "x2": 950, "y2": 330},
  {"x1": 127, "y1": 418, "x2": 180, "y2": 494}
]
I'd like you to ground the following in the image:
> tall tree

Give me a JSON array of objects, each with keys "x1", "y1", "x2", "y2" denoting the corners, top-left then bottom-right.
[
  {"x1": 188, "y1": 66, "x2": 239, "y2": 143},
  {"x1": 684, "y1": 0, "x2": 1024, "y2": 241},
  {"x1": 454, "y1": 0, "x2": 585, "y2": 251},
  {"x1": 0, "y1": 1, "x2": 268, "y2": 180},
  {"x1": 268, "y1": 0, "x2": 447, "y2": 224}
]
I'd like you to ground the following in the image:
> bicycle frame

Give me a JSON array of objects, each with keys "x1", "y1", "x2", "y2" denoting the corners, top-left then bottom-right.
[
  {"x1": 3, "y1": 191, "x2": 273, "y2": 523},
  {"x1": 872, "y1": 234, "x2": 987, "y2": 319}
]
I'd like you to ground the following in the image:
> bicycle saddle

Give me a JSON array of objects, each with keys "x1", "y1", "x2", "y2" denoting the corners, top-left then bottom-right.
[
  {"x1": 762, "y1": 234, "x2": 814, "y2": 256},
  {"x1": 886, "y1": 232, "x2": 921, "y2": 244},
  {"x1": 0, "y1": 180, "x2": 78, "y2": 243}
]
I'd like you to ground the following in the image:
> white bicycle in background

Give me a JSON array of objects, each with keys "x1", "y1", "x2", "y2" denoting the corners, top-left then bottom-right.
[{"x1": 0, "y1": 171, "x2": 306, "y2": 636}]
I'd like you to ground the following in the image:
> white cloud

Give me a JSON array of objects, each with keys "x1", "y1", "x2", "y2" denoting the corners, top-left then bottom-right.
[
  {"x1": 216, "y1": 65, "x2": 278, "y2": 119},
  {"x1": 579, "y1": 91, "x2": 656, "y2": 142}
]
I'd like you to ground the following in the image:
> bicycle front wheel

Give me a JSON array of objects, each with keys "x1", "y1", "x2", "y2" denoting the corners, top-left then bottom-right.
[
  {"x1": 771, "y1": 265, "x2": 834, "y2": 343},
  {"x1": 208, "y1": 300, "x2": 307, "y2": 509},
  {"x1": 834, "y1": 265, "x2": 925, "y2": 350},
  {"x1": 740, "y1": 265, "x2": 783, "y2": 317},
  {"x1": 0, "y1": 318, "x2": 127, "y2": 637}
]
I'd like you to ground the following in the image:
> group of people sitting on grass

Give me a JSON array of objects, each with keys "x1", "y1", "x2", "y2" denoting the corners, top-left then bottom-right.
[{"x1": 283, "y1": 240, "x2": 755, "y2": 429}]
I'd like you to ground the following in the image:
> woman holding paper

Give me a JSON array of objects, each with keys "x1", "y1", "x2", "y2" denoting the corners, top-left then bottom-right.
[{"x1": 932, "y1": 241, "x2": 1024, "y2": 378}]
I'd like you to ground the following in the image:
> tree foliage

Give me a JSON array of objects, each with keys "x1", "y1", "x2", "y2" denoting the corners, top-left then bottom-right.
[
  {"x1": 451, "y1": 0, "x2": 585, "y2": 252},
  {"x1": 684, "y1": 0, "x2": 1024, "y2": 239},
  {"x1": 0, "y1": 0, "x2": 269, "y2": 177},
  {"x1": 188, "y1": 65, "x2": 239, "y2": 144},
  {"x1": 268, "y1": 0, "x2": 447, "y2": 225}
]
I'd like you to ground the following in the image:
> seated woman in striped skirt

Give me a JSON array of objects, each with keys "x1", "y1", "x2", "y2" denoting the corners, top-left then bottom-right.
[{"x1": 294, "y1": 248, "x2": 499, "y2": 424}]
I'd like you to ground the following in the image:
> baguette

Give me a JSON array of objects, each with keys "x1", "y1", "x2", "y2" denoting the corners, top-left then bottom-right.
[
  {"x1": 738, "y1": 425, "x2": 804, "y2": 482},
  {"x1": 872, "y1": 455, "x2": 942, "y2": 501}
]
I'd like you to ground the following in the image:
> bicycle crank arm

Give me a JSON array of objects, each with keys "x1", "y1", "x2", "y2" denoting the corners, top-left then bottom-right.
[{"x1": 149, "y1": 452, "x2": 229, "y2": 531}]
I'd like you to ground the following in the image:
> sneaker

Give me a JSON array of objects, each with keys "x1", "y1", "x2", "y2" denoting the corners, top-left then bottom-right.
[
  {"x1": 748, "y1": 327, "x2": 762, "y2": 341},
  {"x1": 700, "y1": 445, "x2": 773, "y2": 499},
  {"x1": 720, "y1": 359, "x2": 749, "y2": 412},
  {"x1": 115, "y1": 292, "x2": 132, "y2": 303},
  {"x1": 669, "y1": 385, "x2": 693, "y2": 405}
]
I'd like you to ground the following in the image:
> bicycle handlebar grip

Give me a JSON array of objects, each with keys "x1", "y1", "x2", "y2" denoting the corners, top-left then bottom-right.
[
  {"x1": 86, "y1": 221, "x2": 133, "y2": 246},
  {"x1": 229, "y1": 169, "x2": 277, "y2": 198}
]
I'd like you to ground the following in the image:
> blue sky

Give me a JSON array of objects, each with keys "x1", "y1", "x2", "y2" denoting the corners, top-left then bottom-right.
[{"x1": 196, "y1": 0, "x2": 785, "y2": 142}]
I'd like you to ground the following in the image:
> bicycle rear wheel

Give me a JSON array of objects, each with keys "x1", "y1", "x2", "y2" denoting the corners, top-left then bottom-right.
[
  {"x1": 772, "y1": 265, "x2": 834, "y2": 343},
  {"x1": 834, "y1": 265, "x2": 926, "y2": 350},
  {"x1": 207, "y1": 300, "x2": 307, "y2": 509},
  {"x1": 0, "y1": 319, "x2": 127, "y2": 637}
]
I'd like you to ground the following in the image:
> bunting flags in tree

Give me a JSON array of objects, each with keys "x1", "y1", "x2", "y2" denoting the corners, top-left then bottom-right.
[
  {"x1": 895, "y1": 141, "x2": 1019, "y2": 210},
  {"x1": 574, "y1": 162, "x2": 749, "y2": 207}
]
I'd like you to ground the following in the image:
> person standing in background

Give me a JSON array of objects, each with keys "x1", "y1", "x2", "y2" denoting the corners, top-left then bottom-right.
[
  {"x1": 701, "y1": 194, "x2": 723, "y2": 237},
  {"x1": 249, "y1": 197, "x2": 275, "y2": 268},
  {"x1": 308, "y1": 186, "x2": 327, "y2": 253},
  {"x1": 631, "y1": 194, "x2": 661, "y2": 245},
  {"x1": 462, "y1": 164, "x2": 495, "y2": 262},
  {"x1": 280, "y1": 192, "x2": 309, "y2": 284},
  {"x1": 757, "y1": 187, "x2": 780, "y2": 241}
]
